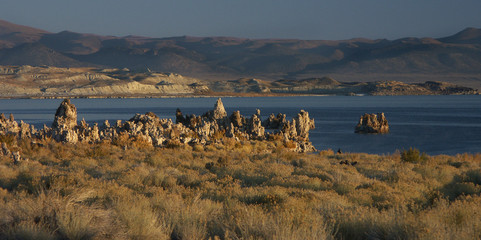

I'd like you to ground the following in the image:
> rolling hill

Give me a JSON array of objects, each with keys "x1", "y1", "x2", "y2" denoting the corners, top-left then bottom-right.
[
  {"x1": 0, "y1": 19, "x2": 481, "y2": 88},
  {"x1": 0, "y1": 19, "x2": 49, "y2": 48}
]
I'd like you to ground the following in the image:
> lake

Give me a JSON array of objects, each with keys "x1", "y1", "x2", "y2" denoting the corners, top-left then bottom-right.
[{"x1": 0, "y1": 96, "x2": 480, "y2": 155}]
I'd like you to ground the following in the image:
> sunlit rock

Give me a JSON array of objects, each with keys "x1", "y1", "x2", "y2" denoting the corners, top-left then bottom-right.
[
  {"x1": 355, "y1": 112, "x2": 389, "y2": 134},
  {"x1": 0, "y1": 98, "x2": 318, "y2": 152}
]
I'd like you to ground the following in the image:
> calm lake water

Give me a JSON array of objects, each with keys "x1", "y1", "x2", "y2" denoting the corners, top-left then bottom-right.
[{"x1": 0, "y1": 96, "x2": 480, "y2": 155}]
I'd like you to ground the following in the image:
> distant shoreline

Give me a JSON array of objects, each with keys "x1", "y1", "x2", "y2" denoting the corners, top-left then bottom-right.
[
  {"x1": 0, "y1": 92, "x2": 479, "y2": 100},
  {"x1": 0, "y1": 66, "x2": 478, "y2": 99},
  {"x1": 2, "y1": 93, "x2": 479, "y2": 100},
  {"x1": 0, "y1": 93, "x2": 339, "y2": 100}
]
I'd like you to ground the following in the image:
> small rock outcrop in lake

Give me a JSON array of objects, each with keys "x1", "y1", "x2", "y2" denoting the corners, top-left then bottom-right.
[
  {"x1": 355, "y1": 113, "x2": 389, "y2": 134},
  {"x1": 0, "y1": 98, "x2": 317, "y2": 153}
]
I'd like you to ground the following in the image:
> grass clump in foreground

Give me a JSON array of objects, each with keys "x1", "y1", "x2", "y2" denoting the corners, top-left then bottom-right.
[
  {"x1": 401, "y1": 147, "x2": 429, "y2": 163},
  {"x1": 0, "y1": 137, "x2": 481, "y2": 240}
]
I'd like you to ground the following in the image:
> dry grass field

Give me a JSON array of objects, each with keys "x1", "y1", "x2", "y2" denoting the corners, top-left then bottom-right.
[{"x1": 0, "y1": 135, "x2": 480, "y2": 239}]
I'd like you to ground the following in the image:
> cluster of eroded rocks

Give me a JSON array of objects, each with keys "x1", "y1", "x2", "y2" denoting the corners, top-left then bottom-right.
[
  {"x1": 355, "y1": 112, "x2": 390, "y2": 134},
  {"x1": 0, "y1": 98, "x2": 316, "y2": 153}
]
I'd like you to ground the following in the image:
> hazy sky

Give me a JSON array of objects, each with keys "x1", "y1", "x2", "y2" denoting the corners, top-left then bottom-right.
[{"x1": 2, "y1": 0, "x2": 481, "y2": 40}]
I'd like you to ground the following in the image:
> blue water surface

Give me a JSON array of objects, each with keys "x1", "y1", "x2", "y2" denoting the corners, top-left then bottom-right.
[{"x1": 0, "y1": 95, "x2": 480, "y2": 155}]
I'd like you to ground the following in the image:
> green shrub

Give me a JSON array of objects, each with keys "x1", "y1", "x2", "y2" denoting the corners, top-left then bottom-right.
[
  {"x1": 334, "y1": 182, "x2": 355, "y2": 195},
  {"x1": 401, "y1": 147, "x2": 428, "y2": 163},
  {"x1": 9, "y1": 171, "x2": 37, "y2": 194},
  {"x1": 465, "y1": 169, "x2": 481, "y2": 185},
  {"x1": 3, "y1": 223, "x2": 56, "y2": 240},
  {"x1": 441, "y1": 170, "x2": 481, "y2": 200}
]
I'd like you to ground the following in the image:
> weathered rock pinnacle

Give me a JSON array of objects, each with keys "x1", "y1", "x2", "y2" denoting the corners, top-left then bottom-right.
[
  {"x1": 230, "y1": 111, "x2": 244, "y2": 128},
  {"x1": 204, "y1": 98, "x2": 227, "y2": 120},
  {"x1": 294, "y1": 110, "x2": 315, "y2": 140},
  {"x1": 355, "y1": 112, "x2": 389, "y2": 134},
  {"x1": 213, "y1": 98, "x2": 227, "y2": 119},
  {"x1": 52, "y1": 99, "x2": 77, "y2": 130},
  {"x1": 51, "y1": 99, "x2": 79, "y2": 143}
]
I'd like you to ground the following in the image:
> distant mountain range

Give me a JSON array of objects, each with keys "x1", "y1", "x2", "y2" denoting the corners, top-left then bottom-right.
[{"x1": 1, "y1": 19, "x2": 481, "y2": 88}]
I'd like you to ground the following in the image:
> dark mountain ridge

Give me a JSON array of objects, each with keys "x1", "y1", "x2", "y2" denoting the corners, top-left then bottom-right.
[
  {"x1": 1, "y1": 19, "x2": 481, "y2": 88},
  {"x1": 0, "y1": 42, "x2": 87, "y2": 67},
  {"x1": 0, "y1": 19, "x2": 49, "y2": 48},
  {"x1": 438, "y1": 27, "x2": 481, "y2": 44}
]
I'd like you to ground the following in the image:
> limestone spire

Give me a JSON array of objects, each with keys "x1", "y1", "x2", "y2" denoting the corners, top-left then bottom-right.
[
  {"x1": 52, "y1": 99, "x2": 77, "y2": 129},
  {"x1": 212, "y1": 98, "x2": 227, "y2": 119}
]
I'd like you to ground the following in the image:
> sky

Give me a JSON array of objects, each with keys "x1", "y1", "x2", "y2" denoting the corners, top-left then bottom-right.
[{"x1": 1, "y1": 0, "x2": 481, "y2": 40}]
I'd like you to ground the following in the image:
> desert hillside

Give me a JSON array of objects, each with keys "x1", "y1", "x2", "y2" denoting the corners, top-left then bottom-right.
[
  {"x1": 0, "y1": 66, "x2": 478, "y2": 98},
  {"x1": 0, "y1": 66, "x2": 477, "y2": 98},
  {"x1": 0, "y1": 65, "x2": 209, "y2": 98},
  {"x1": 1, "y1": 19, "x2": 481, "y2": 88},
  {"x1": 208, "y1": 77, "x2": 479, "y2": 96}
]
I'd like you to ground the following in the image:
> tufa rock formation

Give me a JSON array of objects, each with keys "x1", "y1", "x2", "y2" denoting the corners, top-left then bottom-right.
[
  {"x1": 204, "y1": 98, "x2": 228, "y2": 120},
  {"x1": 1, "y1": 142, "x2": 25, "y2": 164},
  {"x1": 52, "y1": 99, "x2": 77, "y2": 129},
  {"x1": 51, "y1": 99, "x2": 79, "y2": 143},
  {"x1": 0, "y1": 98, "x2": 317, "y2": 152},
  {"x1": 355, "y1": 113, "x2": 389, "y2": 134}
]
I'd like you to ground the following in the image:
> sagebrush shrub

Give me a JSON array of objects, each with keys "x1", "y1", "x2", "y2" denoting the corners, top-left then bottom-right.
[
  {"x1": 401, "y1": 147, "x2": 428, "y2": 163},
  {"x1": 0, "y1": 138, "x2": 480, "y2": 239}
]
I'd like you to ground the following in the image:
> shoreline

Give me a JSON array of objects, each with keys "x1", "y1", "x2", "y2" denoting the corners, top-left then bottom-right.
[
  {"x1": 0, "y1": 93, "x2": 333, "y2": 100},
  {"x1": 0, "y1": 92, "x2": 479, "y2": 100},
  {"x1": 1, "y1": 66, "x2": 479, "y2": 99}
]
